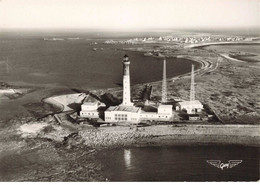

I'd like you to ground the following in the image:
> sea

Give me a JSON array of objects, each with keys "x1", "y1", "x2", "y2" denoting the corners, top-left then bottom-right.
[
  {"x1": 0, "y1": 30, "x2": 198, "y2": 120},
  {"x1": 0, "y1": 30, "x2": 198, "y2": 88},
  {"x1": 98, "y1": 145, "x2": 259, "y2": 181}
]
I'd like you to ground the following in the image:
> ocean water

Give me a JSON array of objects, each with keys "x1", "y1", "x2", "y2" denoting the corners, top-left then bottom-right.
[
  {"x1": 98, "y1": 145, "x2": 259, "y2": 181},
  {"x1": 0, "y1": 31, "x2": 199, "y2": 120},
  {"x1": 0, "y1": 31, "x2": 198, "y2": 89}
]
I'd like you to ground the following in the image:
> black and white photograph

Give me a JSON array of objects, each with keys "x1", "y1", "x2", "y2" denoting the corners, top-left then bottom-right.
[{"x1": 0, "y1": 0, "x2": 259, "y2": 182}]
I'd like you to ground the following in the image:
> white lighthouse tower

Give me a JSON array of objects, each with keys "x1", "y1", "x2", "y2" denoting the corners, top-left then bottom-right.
[{"x1": 121, "y1": 54, "x2": 133, "y2": 106}]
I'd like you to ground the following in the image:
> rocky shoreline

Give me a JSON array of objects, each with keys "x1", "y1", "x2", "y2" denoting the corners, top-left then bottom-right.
[
  {"x1": 1, "y1": 109, "x2": 259, "y2": 181},
  {"x1": 16, "y1": 120, "x2": 260, "y2": 149}
]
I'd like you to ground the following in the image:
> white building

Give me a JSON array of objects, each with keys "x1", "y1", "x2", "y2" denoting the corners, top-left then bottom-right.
[
  {"x1": 158, "y1": 105, "x2": 173, "y2": 115},
  {"x1": 105, "y1": 106, "x2": 141, "y2": 123},
  {"x1": 140, "y1": 105, "x2": 173, "y2": 121},
  {"x1": 103, "y1": 55, "x2": 173, "y2": 124},
  {"x1": 176, "y1": 100, "x2": 203, "y2": 114},
  {"x1": 80, "y1": 96, "x2": 105, "y2": 118},
  {"x1": 80, "y1": 102, "x2": 99, "y2": 118},
  {"x1": 105, "y1": 104, "x2": 173, "y2": 123}
]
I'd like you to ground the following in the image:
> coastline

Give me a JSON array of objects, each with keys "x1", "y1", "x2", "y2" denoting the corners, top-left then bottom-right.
[
  {"x1": 96, "y1": 49, "x2": 213, "y2": 97},
  {"x1": 78, "y1": 124, "x2": 260, "y2": 148},
  {"x1": 41, "y1": 50, "x2": 210, "y2": 109},
  {"x1": 1, "y1": 119, "x2": 259, "y2": 181},
  {"x1": 1, "y1": 40, "x2": 260, "y2": 181},
  {"x1": 219, "y1": 53, "x2": 260, "y2": 69},
  {"x1": 185, "y1": 41, "x2": 260, "y2": 64},
  {"x1": 184, "y1": 41, "x2": 260, "y2": 49},
  {"x1": 219, "y1": 53, "x2": 245, "y2": 63},
  {"x1": 2, "y1": 40, "x2": 259, "y2": 132}
]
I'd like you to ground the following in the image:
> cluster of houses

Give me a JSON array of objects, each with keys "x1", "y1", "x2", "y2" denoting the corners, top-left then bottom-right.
[{"x1": 104, "y1": 35, "x2": 249, "y2": 45}]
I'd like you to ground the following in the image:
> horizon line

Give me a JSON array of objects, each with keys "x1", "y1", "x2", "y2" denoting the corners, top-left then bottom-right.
[{"x1": 1, "y1": 26, "x2": 260, "y2": 32}]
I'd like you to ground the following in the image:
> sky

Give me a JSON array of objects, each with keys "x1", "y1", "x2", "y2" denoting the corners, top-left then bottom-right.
[{"x1": 0, "y1": 0, "x2": 259, "y2": 30}]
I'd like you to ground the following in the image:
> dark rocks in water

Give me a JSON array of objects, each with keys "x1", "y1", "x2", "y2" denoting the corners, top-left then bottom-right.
[
  {"x1": 3, "y1": 93, "x2": 22, "y2": 99},
  {"x1": 0, "y1": 82, "x2": 11, "y2": 88},
  {"x1": 0, "y1": 82, "x2": 39, "y2": 101}
]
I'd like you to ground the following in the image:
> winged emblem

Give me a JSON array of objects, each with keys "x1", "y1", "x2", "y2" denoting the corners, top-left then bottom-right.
[
  {"x1": 207, "y1": 160, "x2": 242, "y2": 170},
  {"x1": 207, "y1": 160, "x2": 221, "y2": 168},
  {"x1": 228, "y1": 160, "x2": 243, "y2": 168}
]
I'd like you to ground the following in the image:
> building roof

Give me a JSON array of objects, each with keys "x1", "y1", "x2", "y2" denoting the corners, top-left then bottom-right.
[
  {"x1": 82, "y1": 102, "x2": 98, "y2": 106},
  {"x1": 140, "y1": 110, "x2": 158, "y2": 114},
  {"x1": 178, "y1": 100, "x2": 202, "y2": 106},
  {"x1": 106, "y1": 105, "x2": 141, "y2": 113},
  {"x1": 83, "y1": 95, "x2": 99, "y2": 103},
  {"x1": 158, "y1": 105, "x2": 173, "y2": 109},
  {"x1": 81, "y1": 109, "x2": 98, "y2": 112}
]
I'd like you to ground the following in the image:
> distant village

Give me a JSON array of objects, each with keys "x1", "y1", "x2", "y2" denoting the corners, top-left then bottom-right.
[{"x1": 104, "y1": 35, "x2": 255, "y2": 45}]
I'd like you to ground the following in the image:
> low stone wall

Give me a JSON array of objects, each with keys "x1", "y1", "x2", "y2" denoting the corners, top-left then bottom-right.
[
  {"x1": 17, "y1": 122, "x2": 260, "y2": 148},
  {"x1": 79, "y1": 127, "x2": 152, "y2": 147},
  {"x1": 79, "y1": 124, "x2": 260, "y2": 148}
]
